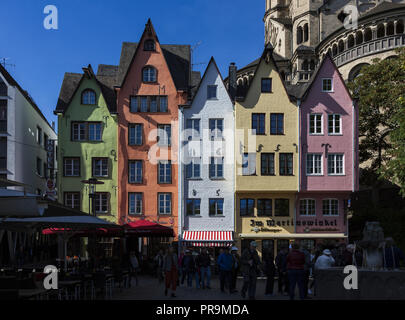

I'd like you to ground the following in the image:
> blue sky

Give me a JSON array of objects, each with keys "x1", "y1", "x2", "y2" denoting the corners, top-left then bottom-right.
[{"x1": 0, "y1": 0, "x2": 264, "y2": 129}]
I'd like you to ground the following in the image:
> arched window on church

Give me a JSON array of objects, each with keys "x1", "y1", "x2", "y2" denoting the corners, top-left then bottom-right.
[
  {"x1": 302, "y1": 60, "x2": 308, "y2": 71},
  {"x1": 327, "y1": 48, "x2": 332, "y2": 57},
  {"x1": 348, "y1": 35, "x2": 355, "y2": 48},
  {"x1": 297, "y1": 26, "x2": 303, "y2": 45},
  {"x1": 377, "y1": 23, "x2": 385, "y2": 38},
  {"x1": 356, "y1": 31, "x2": 363, "y2": 45},
  {"x1": 338, "y1": 40, "x2": 345, "y2": 53},
  {"x1": 332, "y1": 44, "x2": 338, "y2": 57},
  {"x1": 304, "y1": 24, "x2": 309, "y2": 42},
  {"x1": 310, "y1": 60, "x2": 315, "y2": 71},
  {"x1": 386, "y1": 22, "x2": 395, "y2": 36},
  {"x1": 364, "y1": 28, "x2": 372, "y2": 42},
  {"x1": 396, "y1": 20, "x2": 404, "y2": 34}
]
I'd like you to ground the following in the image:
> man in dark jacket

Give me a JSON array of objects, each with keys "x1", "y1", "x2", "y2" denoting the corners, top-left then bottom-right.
[
  {"x1": 181, "y1": 250, "x2": 196, "y2": 287},
  {"x1": 263, "y1": 250, "x2": 276, "y2": 295},
  {"x1": 217, "y1": 247, "x2": 233, "y2": 293},
  {"x1": 275, "y1": 247, "x2": 289, "y2": 294},
  {"x1": 197, "y1": 249, "x2": 212, "y2": 289},
  {"x1": 240, "y1": 241, "x2": 261, "y2": 300},
  {"x1": 230, "y1": 247, "x2": 240, "y2": 293},
  {"x1": 287, "y1": 242, "x2": 306, "y2": 300}
]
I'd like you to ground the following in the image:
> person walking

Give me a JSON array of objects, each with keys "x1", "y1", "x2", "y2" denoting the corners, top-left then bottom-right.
[
  {"x1": 192, "y1": 251, "x2": 201, "y2": 289},
  {"x1": 163, "y1": 246, "x2": 178, "y2": 298},
  {"x1": 197, "y1": 249, "x2": 212, "y2": 289},
  {"x1": 154, "y1": 249, "x2": 164, "y2": 284},
  {"x1": 286, "y1": 242, "x2": 306, "y2": 300},
  {"x1": 240, "y1": 241, "x2": 261, "y2": 300},
  {"x1": 263, "y1": 250, "x2": 276, "y2": 296},
  {"x1": 181, "y1": 250, "x2": 196, "y2": 287},
  {"x1": 301, "y1": 245, "x2": 311, "y2": 298},
  {"x1": 129, "y1": 251, "x2": 139, "y2": 287},
  {"x1": 314, "y1": 249, "x2": 335, "y2": 269},
  {"x1": 275, "y1": 247, "x2": 289, "y2": 295},
  {"x1": 217, "y1": 247, "x2": 233, "y2": 293},
  {"x1": 230, "y1": 247, "x2": 240, "y2": 293}
]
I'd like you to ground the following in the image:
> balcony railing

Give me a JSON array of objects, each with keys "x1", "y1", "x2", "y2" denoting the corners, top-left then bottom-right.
[{"x1": 333, "y1": 34, "x2": 405, "y2": 67}]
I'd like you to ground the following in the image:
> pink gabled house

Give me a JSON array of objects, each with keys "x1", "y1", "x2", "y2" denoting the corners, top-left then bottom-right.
[{"x1": 296, "y1": 54, "x2": 359, "y2": 242}]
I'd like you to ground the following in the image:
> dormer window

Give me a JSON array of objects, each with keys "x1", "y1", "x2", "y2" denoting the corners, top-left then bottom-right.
[
  {"x1": 144, "y1": 40, "x2": 155, "y2": 51},
  {"x1": 81, "y1": 89, "x2": 96, "y2": 105},
  {"x1": 142, "y1": 66, "x2": 157, "y2": 83}
]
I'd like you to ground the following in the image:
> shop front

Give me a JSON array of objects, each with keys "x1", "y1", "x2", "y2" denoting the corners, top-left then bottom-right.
[{"x1": 236, "y1": 216, "x2": 347, "y2": 257}]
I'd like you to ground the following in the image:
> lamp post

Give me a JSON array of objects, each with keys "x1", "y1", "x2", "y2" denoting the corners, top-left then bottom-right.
[
  {"x1": 81, "y1": 178, "x2": 104, "y2": 216},
  {"x1": 81, "y1": 178, "x2": 104, "y2": 264}
]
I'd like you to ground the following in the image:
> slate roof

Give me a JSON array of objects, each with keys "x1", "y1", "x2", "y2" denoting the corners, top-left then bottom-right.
[
  {"x1": 55, "y1": 39, "x2": 195, "y2": 115},
  {"x1": 54, "y1": 64, "x2": 119, "y2": 115},
  {"x1": 117, "y1": 42, "x2": 191, "y2": 91},
  {"x1": 0, "y1": 64, "x2": 55, "y2": 132},
  {"x1": 360, "y1": 1, "x2": 405, "y2": 19}
]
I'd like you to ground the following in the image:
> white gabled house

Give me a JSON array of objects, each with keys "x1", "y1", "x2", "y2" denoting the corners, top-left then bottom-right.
[{"x1": 178, "y1": 57, "x2": 235, "y2": 250}]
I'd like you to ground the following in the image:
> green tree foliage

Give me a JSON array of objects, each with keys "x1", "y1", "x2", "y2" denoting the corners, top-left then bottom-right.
[{"x1": 348, "y1": 48, "x2": 405, "y2": 196}]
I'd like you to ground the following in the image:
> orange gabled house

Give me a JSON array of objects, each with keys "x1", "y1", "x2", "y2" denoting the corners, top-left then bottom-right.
[{"x1": 116, "y1": 19, "x2": 197, "y2": 243}]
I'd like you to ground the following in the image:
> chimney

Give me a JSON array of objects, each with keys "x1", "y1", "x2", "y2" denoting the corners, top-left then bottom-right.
[
  {"x1": 228, "y1": 62, "x2": 237, "y2": 102},
  {"x1": 52, "y1": 121, "x2": 55, "y2": 130}
]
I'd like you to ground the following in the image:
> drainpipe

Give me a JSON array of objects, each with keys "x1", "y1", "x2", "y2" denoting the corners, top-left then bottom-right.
[
  {"x1": 296, "y1": 99, "x2": 301, "y2": 236},
  {"x1": 178, "y1": 107, "x2": 184, "y2": 256},
  {"x1": 352, "y1": 101, "x2": 355, "y2": 193}
]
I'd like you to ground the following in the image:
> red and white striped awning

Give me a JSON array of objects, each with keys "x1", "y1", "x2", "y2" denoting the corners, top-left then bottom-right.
[{"x1": 182, "y1": 231, "x2": 233, "y2": 247}]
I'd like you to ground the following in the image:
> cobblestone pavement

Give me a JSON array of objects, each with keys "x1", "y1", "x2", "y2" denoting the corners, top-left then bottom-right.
[{"x1": 112, "y1": 275, "x2": 306, "y2": 300}]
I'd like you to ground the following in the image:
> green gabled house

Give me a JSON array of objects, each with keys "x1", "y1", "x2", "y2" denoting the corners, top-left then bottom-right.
[{"x1": 54, "y1": 64, "x2": 118, "y2": 223}]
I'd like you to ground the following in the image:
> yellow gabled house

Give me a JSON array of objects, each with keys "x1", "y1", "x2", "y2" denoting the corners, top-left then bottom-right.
[{"x1": 234, "y1": 45, "x2": 299, "y2": 257}]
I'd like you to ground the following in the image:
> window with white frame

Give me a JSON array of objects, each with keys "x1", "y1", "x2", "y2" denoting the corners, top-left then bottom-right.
[
  {"x1": 64, "y1": 158, "x2": 80, "y2": 177},
  {"x1": 209, "y1": 157, "x2": 224, "y2": 179},
  {"x1": 309, "y1": 114, "x2": 323, "y2": 134},
  {"x1": 207, "y1": 85, "x2": 217, "y2": 99},
  {"x1": 92, "y1": 158, "x2": 108, "y2": 177},
  {"x1": 209, "y1": 198, "x2": 224, "y2": 216},
  {"x1": 327, "y1": 154, "x2": 344, "y2": 175},
  {"x1": 322, "y1": 78, "x2": 333, "y2": 92},
  {"x1": 186, "y1": 199, "x2": 201, "y2": 216},
  {"x1": 158, "y1": 193, "x2": 172, "y2": 215},
  {"x1": 186, "y1": 158, "x2": 201, "y2": 179},
  {"x1": 306, "y1": 154, "x2": 323, "y2": 175},
  {"x1": 129, "y1": 160, "x2": 143, "y2": 183},
  {"x1": 159, "y1": 96, "x2": 168, "y2": 112},
  {"x1": 129, "y1": 193, "x2": 143, "y2": 215},
  {"x1": 88, "y1": 123, "x2": 102, "y2": 141},
  {"x1": 130, "y1": 96, "x2": 138, "y2": 112},
  {"x1": 328, "y1": 114, "x2": 342, "y2": 134},
  {"x1": 95, "y1": 193, "x2": 109, "y2": 214},
  {"x1": 142, "y1": 66, "x2": 157, "y2": 82},
  {"x1": 129, "y1": 124, "x2": 143, "y2": 145},
  {"x1": 64, "y1": 192, "x2": 80, "y2": 210},
  {"x1": 300, "y1": 199, "x2": 316, "y2": 216},
  {"x1": 158, "y1": 161, "x2": 172, "y2": 184},
  {"x1": 209, "y1": 119, "x2": 223, "y2": 140},
  {"x1": 140, "y1": 96, "x2": 148, "y2": 112},
  {"x1": 322, "y1": 199, "x2": 339, "y2": 215},
  {"x1": 185, "y1": 119, "x2": 200, "y2": 139},
  {"x1": 157, "y1": 124, "x2": 171, "y2": 146},
  {"x1": 82, "y1": 89, "x2": 96, "y2": 105}
]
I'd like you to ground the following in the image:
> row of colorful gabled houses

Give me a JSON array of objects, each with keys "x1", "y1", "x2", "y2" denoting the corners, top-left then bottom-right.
[{"x1": 54, "y1": 20, "x2": 358, "y2": 257}]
